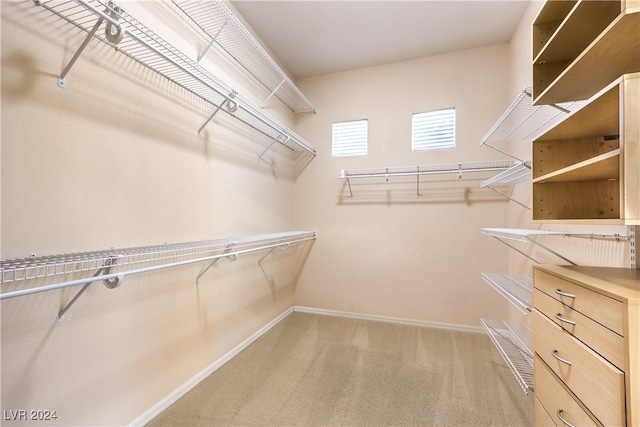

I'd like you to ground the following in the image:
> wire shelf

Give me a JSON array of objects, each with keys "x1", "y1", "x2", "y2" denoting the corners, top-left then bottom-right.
[
  {"x1": 481, "y1": 318, "x2": 534, "y2": 394},
  {"x1": 0, "y1": 231, "x2": 316, "y2": 289},
  {"x1": 340, "y1": 160, "x2": 516, "y2": 180},
  {"x1": 171, "y1": 0, "x2": 315, "y2": 114},
  {"x1": 35, "y1": 0, "x2": 316, "y2": 156},
  {"x1": 480, "y1": 87, "x2": 587, "y2": 146},
  {"x1": 481, "y1": 273, "x2": 532, "y2": 314},
  {"x1": 481, "y1": 161, "x2": 531, "y2": 187}
]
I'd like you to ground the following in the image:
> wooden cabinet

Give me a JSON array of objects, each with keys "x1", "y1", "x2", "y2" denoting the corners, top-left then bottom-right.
[
  {"x1": 532, "y1": 73, "x2": 640, "y2": 224},
  {"x1": 532, "y1": 0, "x2": 640, "y2": 105},
  {"x1": 532, "y1": 265, "x2": 640, "y2": 426}
]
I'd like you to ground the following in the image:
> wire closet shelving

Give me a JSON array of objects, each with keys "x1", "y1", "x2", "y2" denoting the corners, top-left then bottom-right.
[
  {"x1": 34, "y1": 0, "x2": 316, "y2": 157},
  {"x1": 478, "y1": 87, "x2": 587, "y2": 209},
  {"x1": 481, "y1": 318, "x2": 534, "y2": 393},
  {"x1": 481, "y1": 227, "x2": 630, "y2": 266},
  {"x1": 0, "y1": 231, "x2": 316, "y2": 324},
  {"x1": 338, "y1": 160, "x2": 517, "y2": 198},
  {"x1": 171, "y1": 0, "x2": 315, "y2": 114}
]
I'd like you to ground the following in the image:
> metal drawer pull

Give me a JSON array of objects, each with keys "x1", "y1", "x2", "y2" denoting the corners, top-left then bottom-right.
[
  {"x1": 555, "y1": 289, "x2": 576, "y2": 298},
  {"x1": 552, "y1": 350, "x2": 572, "y2": 365},
  {"x1": 555, "y1": 313, "x2": 576, "y2": 325},
  {"x1": 557, "y1": 409, "x2": 575, "y2": 427}
]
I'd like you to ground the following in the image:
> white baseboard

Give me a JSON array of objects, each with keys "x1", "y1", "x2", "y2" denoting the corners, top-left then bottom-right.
[
  {"x1": 293, "y1": 306, "x2": 484, "y2": 334},
  {"x1": 131, "y1": 305, "x2": 482, "y2": 425},
  {"x1": 128, "y1": 306, "x2": 294, "y2": 427}
]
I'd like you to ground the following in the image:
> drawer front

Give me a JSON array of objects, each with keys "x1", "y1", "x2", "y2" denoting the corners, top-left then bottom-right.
[
  {"x1": 534, "y1": 269, "x2": 624, "y2": 335},
  {"x1": 535, "y1": 355, "x2": 600, "y2": 427},
  {"x1": 533, "y1": 310, "x2": 625, "y2": 426},
  {"x1": 535, "y1": 396, "x2": 557, "y2": 427},
  {"x1": 534, "y1": 288, "x2": 625, "y2": 369}
]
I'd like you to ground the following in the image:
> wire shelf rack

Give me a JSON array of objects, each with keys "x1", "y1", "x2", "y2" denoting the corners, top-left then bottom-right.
[
  {"x1": 340, "y1": 160, "x2": 516, "y2": 180},
  {"x1": 481, "y1": 318, "x2": 534, "y2": 394},
  {"x1": 481, "y1": 273, "x2": 533, "y2": 315},
  {"x1": 481, "y1": 227, "x2": 629, "y2": 266},
  {"x1": 34, "y1": 0, "x2": 316, "y2": 156},
  {"x1": 0, "y1": 231, "x2": 316, "y2": 293},
  {"x1": 479, "y1": 87, "x2": 587, "y2": 146},
  {"x1": 171, "y1": 0, "x2": 315, "y2": 114},
  {"x1": 481, "y1": 161, "x2": 531, "y2": 187}
]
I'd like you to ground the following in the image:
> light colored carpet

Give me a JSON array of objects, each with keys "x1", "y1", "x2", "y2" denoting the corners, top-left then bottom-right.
[{"x1": 148, "y1": 312, "x2": 533, "y2": 426}]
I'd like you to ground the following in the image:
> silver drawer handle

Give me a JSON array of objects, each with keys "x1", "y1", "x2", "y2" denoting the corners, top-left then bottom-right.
[
  {"x1": 557, "y1": 409, "x2": 575, "y2": 427},
  {"x1": 555, "y1": 313, "x2": 576, "y2": 325},
  {"x1": 555, "y1": 288, "x2": 576, "y2": 298},
  {"x1": 552, "y1": 350, "x2": 572, "y2": 365}
]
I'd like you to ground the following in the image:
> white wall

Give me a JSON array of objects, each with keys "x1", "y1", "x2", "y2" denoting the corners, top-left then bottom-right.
[
  {"x1": 1, "y1": 1, "x2": 309, "y2": 425},
  {"x1": 292, "y1": 44, "x2": 515, "y2": 327}
]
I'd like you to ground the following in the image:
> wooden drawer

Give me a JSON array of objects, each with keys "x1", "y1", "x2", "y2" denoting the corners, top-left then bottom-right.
[
  {"x1": 534, "y1": 288, "x2": 625, "y2": 369},
  {"x1": 533, "y1": 310, "x2": 625, "y2": 426},
  {"x1": 534, "y1": 355, "x2": 600, "y2": 427},
  {"x1": 534, "y1": 269, "x2": 624, "y2": 335},
  {"x1": 535, "y1": 396, "x2": 557, "y2": 427}
]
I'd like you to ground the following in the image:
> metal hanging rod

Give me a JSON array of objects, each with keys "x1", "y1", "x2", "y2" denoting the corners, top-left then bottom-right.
[
  {"x1": 481, "y1": 227, "x2": 630, "y2": 266},
  {"x1": 33, "y1": 0, "x2": 316, "y2": 157},
  {"x1": 171, "y1": 0, "x2": 315, "y2": 114},
  {"x1": 0, "y1": 231, "x2": 316, "y2": 299},
  {"x1": 339, "y1": 160, "x2": 516, "y2": 198}
]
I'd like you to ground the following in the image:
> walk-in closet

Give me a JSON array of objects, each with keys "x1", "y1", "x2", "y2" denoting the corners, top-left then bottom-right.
[{"x1": 2, "y1": 1, "x2": 639, "y2": 426}]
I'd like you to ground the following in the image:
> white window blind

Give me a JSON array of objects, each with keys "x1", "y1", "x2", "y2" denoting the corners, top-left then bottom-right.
[
  {"x1": 412, "y1": 108, "x2": 456, "y2": 151},
  {"x1": 332, "y1": 119, "x2": 368, "y2": 157}
]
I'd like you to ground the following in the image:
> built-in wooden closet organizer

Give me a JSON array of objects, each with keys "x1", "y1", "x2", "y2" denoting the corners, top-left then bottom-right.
[
  {"x1": 529, "y1": 1, "x2": 640, "y2": 426},
  {"x1": 532, "y1": 73, "x2": 639, "y2": 224}
]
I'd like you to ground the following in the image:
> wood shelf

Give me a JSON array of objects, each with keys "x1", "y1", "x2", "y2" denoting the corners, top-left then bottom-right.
[
  {"x1": 533, "y1": 3, "x2": 640, "y2": 105},
  {"x1": 532, "y1": 73, "x2": 640, "y2": 224}
]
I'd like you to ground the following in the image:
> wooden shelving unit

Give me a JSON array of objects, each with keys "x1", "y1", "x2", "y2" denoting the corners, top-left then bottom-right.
[
  {"x1": 532, "y1": 73, "x2": 639, "y2": 224},
  {"x1": 532, "y1": 0, "x2": 640, "y2": 105}
]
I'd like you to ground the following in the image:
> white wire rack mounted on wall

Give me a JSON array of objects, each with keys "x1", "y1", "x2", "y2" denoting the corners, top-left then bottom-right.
[
  {"x1": 481, "y1": 318, "x2": 534, "y2": 394},
  {"x1": 338, "y1": 160, "x2": 516, "y2": 198},
  {"x1": 479, "y1": 87, "x2": 586, "y2": 155},
  {"x1": 34, "y1": 0, "x2": 316, "y2": 158},
  {"x1": 0, "y1": 231, "x2": 316, "y2": 325},
  {"x1": 481, "y1": 227, "x2": 630, "y2": 266},
  {"x1": 480, "y1": 273, "x2": 532, "y2": 315},
  {"x1": 478, "y1": 87, "x2": 586, "y2": 209},
  {"x1": 171, "y1": 0, "x2": 315, "y2": 114}
]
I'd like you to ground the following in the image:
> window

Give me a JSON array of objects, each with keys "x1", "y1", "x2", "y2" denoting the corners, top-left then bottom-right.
[
  {"x1": 332, "y1": 119, "x2": 368, "y2": 157},
  {"x1": 412, "y1": 108, "x2": 455, "y2": 151}
]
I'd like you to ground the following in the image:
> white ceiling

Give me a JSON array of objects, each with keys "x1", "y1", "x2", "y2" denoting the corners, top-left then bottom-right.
[{"x1": 231, "y1": 1, "x2": 531, "y2": 79}]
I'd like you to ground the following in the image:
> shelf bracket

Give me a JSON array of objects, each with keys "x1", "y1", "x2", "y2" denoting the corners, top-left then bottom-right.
[
  {"x1": 197, "y1": 103, "x2": 223, "y2": 136},
  {"x1": 56, "y1": 256, "x2": 122, "y2": 326},
  {"x1": 416, "y1": 166, "x2": 420, "y2": 197},
  {"x1": 197, "y1": 16, "x2": 230, "y2": 62},
  {"x1": 258, "y1": 238, "x2": 290, "y2": 267},
  {"x1": 485, "y1": 185, "x2": 531, "y2": 210},
  {"x1": 483, "y1": 142, "x2": 525, "y2": 162},
  {"x1": 491, "y1": 236, "x2": 541, "y2": 264},
  {"x1": 195, "y1": 242, "x2": 236, "y2": 285},
  {"x1": 56, "y1": 14, "x2": 105, "y2": 88},
  {"x1": 261, "y1": 78, "x2": 286, "y2": 108}
]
